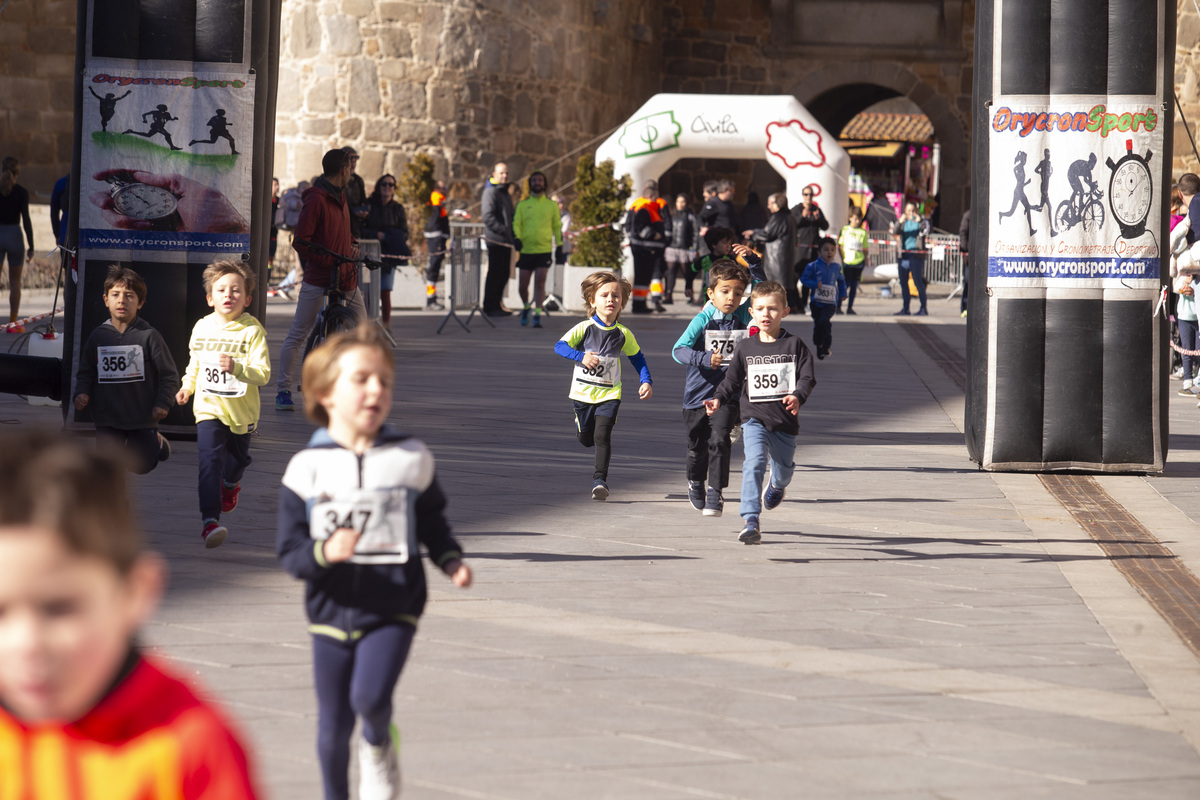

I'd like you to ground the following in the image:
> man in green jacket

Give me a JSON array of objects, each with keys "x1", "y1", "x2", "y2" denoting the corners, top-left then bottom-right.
[{"x1": 512, "y1": 170, "x2": 563, "y2": 328}]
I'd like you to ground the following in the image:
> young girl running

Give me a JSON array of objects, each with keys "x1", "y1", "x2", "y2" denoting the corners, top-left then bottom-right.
[
  {"x1": 554, "y1": 271, "x2": 653, "y2": 500},
  {"x1": 276, "y1": 324, "x2": 472, "y2": 800}
]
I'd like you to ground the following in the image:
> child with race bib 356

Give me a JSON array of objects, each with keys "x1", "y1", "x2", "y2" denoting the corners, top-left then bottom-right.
[
  {"x1": 554, "y1": 271, "x2": 653, "y2": 501},
  {"x1": 704, "y1": 281, "x2": 816, "y2": 544},
  {"x1": 277, "y1": 324, "x2": 472, "y2": 800},
  {"x1": 176, "y1": 259, "x2": 271, "y2": 549}
]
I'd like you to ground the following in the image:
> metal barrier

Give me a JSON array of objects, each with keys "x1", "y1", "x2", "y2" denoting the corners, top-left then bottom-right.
[
  {"x1": 923, "y1": 233, "x2": 964, "y2": 289},
  {"x1": 438, "y1": 223, "x2": 494, "y2": 334},
  {"x1": 867, "y1": 235, "x2": 900, "y2": 269},
  {"x1": 356, "y1": 238, "x2": 382, "y2": 323}
]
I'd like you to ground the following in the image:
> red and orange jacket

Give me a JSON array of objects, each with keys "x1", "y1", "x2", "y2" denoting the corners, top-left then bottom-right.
[{"x1": 0, "y1": 655, "x2": 259, "y2": 800}]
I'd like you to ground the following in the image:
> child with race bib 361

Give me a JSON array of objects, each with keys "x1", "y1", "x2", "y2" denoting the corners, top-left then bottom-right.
[
  {"x1": 704, "y1": 281, "x2": 816, "y2": 544},
  {"x1": 176, "y1": 259, "x2": 271, "y2": 549},
  {"x1": 277, "y1": 324, "x2": 472, "y2": 800},
  {"x1": 554, "y1": 271, "x2": 653, "y2": 501}
]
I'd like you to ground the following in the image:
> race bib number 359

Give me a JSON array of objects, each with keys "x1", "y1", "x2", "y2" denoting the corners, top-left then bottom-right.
[
  {"x1": 97, "y1": 345, "x2": 145, "y2": 383},
  {"x1": 747, "y1": 361, "x2": 796, "y2": 403}
]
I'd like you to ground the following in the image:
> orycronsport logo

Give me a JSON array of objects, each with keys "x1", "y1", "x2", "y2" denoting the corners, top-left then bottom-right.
[
  {"x1": 81, "y1": 230, "x2": 248, "y2": 252},
  {"x1": 988, "y1": 256, "x2": 1158, "y2": 280}
]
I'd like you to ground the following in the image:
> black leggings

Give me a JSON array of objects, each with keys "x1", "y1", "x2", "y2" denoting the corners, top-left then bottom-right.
[
  {"x1": 574, "y1": 400, "x2": 619, "y2": 480},
  {"x1": 313, "y1": 624, "x2": 415, "y2": 800},
  {"x1": 682, "y1": 404, "x2": 737, "y2": 489}
]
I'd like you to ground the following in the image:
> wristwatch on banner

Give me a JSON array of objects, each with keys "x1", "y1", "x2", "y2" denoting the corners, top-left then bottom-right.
[
  {"x1": 1106, "y1": 141, "x2": 1154, "y2": 240},
  {"x1": 104, "y1": 171, "x2": 184, "y2": 231}
]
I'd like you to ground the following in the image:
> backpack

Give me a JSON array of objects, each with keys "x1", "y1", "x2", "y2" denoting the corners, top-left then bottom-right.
[{"x1": 281, "y1": 188, "x2": 304, "y2": 229}]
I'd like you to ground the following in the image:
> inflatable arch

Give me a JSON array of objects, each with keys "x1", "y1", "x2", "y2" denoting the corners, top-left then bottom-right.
[
  {"x1": 595, "y1": 94, "x2": 851, "y2": 231},
  {"x1": 965, "y1": 0, "x2": 1174, "y2": 472}
]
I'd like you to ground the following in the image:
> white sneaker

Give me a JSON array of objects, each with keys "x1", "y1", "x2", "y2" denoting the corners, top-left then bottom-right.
[
  {"x1": 729, "y1": 424, "x2": 742, "y2": 444},
  {"x1": 358, "y1": 725, "x2": 400, "y2": 800}
]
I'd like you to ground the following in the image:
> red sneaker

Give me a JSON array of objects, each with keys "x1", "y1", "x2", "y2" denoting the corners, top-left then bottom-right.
[
  {"x1": 202, "y1": 521, "x2": 228, "y2": 549},
  {"x1": 221, "y1": 483, "x2": 240, "y2": 513}
]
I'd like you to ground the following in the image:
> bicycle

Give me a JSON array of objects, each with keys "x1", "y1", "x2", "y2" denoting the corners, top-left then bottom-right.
[
  {"x1": 1055, "y1": 185, "x2": 1105, "y2": 235},
  {"x1": 292, "y1": 237, "x2": 383, "y2": 362}
]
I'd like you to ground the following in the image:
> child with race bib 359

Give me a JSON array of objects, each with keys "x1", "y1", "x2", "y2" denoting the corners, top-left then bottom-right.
[
  {"x1": 176, "y1": 259, "x2": 271, "y2": 549},
  {"x1": 704, "y1": 281, "x2": 816, "y2": 544},
  {"x1": 554, "y1": 271, "x2": 653, "y2": 501},
  {"x1": 277, "y1": 324, "x2": 472, "y2": 800}
]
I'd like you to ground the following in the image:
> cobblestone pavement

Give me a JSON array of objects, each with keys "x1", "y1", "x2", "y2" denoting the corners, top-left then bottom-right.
[{"x1": 4, "y1": 286, "x2": 1200, "y2": 799}]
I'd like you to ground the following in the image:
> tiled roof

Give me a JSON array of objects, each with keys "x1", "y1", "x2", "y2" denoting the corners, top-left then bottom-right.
[{"x1": 840, "y1": 113, "x2": 934, "y2": 144}]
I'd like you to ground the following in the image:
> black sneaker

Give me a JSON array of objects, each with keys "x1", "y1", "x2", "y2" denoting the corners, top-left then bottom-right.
[
  {"x1": 591, "y1": 480, "x2": 609, "y2": 501},
  {"x1": 702, "y1": 487, "x2": 723, "y2": 517},
  {"x1": 688, "y1": 481, "x2": 705, "y2": 511},
  {"x1": 738, "y1": 518, "x2": 761, "y2": 544},
  {"x1": 762, "y1": 482, "x2": 785, "y2": 511}
]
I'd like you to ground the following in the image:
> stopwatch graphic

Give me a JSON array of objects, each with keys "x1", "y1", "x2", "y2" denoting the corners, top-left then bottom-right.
[
  {"x1": 104, "y1": 171, "x2": 183, "y2": 231},
  {"x1": 1106, "y1": 140, "x2": 1154, "y2": 239}
]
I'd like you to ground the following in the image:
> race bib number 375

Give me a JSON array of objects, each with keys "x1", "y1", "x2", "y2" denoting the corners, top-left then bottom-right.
[{"x1": 705, "y1": 329, "x2": 747, "y2": 357}]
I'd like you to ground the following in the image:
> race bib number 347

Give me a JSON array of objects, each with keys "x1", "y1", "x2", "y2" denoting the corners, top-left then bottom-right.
[
  {"x1": 310, "y1": 488, "x2": 410, "y2": 565},
  {"x1": 747, "y1": 361, "x2": 796, "y2": 403},
  {"x1": 97, "y1": 345, "x2": 145, "y2": 383}
]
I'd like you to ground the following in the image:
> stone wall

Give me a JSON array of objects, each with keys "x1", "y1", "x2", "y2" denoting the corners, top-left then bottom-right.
[
  {"x1": 1176, "y1": 3, "x2": 1200, "y2": 177},
  {"x1": 274, "y1": 0, "x2": 663, "y2": 203},
  {"x1": 0, "y1": 0, "x2": 76, "y2": 202}
]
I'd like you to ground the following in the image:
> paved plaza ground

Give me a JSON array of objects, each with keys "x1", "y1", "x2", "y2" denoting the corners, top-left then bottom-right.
[{"x1": 5, "y1": 285, "x2": 1200, "y2": 799}]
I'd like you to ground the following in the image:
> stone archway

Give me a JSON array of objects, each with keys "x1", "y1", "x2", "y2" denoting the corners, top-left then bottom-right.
[{"x1": 791, "y1": 63, "x2": 970, "y2": 229}]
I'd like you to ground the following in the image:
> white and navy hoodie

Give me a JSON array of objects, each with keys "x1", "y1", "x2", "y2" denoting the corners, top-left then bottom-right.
[{"x1": 276, "y1": 426, "x2": 462, "y2": 641}]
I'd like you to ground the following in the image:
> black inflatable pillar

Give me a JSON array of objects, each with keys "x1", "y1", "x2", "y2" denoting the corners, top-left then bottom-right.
[{"x1": 965, "y1": 0, "x2": 1175, "y2": 472}]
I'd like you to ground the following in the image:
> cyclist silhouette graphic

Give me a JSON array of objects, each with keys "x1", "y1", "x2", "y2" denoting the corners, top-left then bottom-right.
[
  {"x1": 997, "y1": 150, "x2": 1037, "y2": 236},
  {"x1": 88, "y1": 88, "x2": 131, "y2": 132},
  {"x1": 123, "y1": 104, "x2": 183, "y2": 151},
  {"x1": 189, "y1": 109, "x2": 239, "y2": 155},
  {"x1": 1055, "y1": 153, "x2": 1105, "y2": 235}
]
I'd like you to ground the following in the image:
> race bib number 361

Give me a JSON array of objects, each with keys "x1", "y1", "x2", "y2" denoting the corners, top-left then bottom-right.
[
  {"x1": 199, "y1": 359, "x2": 246, "y2": 397},
  {"x1": 97, "y1": 345, "x2": 145, "y2": 383},
  {"x1": 747, "y1": 361, "x2": 796, "y2": 403}
]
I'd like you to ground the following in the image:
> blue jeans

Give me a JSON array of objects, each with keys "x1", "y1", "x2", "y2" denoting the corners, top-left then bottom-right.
[
  {"x1": 899, "y1": 254, "x2": 927, "y2": 311},
  {"x1": 739, "y1": 418, "x2": 797, "y2": 520},
  {"x1": 1181, "y1": 318, "x2": 1199, "y2": 382}
]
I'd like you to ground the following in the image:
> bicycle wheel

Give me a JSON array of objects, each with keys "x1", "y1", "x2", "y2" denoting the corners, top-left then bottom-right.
[
  {"x1": 324, "y1": 302, "x2": 357, "y2": 335},
  {"x1": 301, "y1": 309, "x2": 327, "y2": 364},
  {"x1": 1054, "y1": 200, "x2": 1072, "y2": 233},
  {"x1": 1081, "y1": 200, "x2": 1104, "y2": 234}
]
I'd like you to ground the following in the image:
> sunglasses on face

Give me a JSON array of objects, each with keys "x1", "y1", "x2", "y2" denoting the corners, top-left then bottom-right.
[{"x1": 381, "y1": 182, "x2": 395, "y2": 187}]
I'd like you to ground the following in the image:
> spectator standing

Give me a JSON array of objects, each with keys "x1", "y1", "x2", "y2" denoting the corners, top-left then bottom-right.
[
  {"x1": 891, "y1": 201, "x2": 931, "y2": 316},
  {"x1": 698, "y1": 180, "x2": 720, "y2": 236},
  {"x1": 552, "y1": 192, "x2": 572, "y2": 266},
  {"x1": 423, "y1": 181, "x2": 450, "y2": 310},
  {"x1": 269, "y1": 177, "x2": 280, "y2": 269},
  {"x1": 0, "y1": 157, "x2": 33, "y2": 328},
  {"x1": 626, "y1": 182, "x2": 668, "y2": 314},
  {"x1": 363, "y1": 174, "x2": 410, "y2": 327},
  {"x1": 739, "y1": 191, "x2": 767, "y2": 237},
  {"x1": 341, "y1": 146, "x2": 368, "y2": 241},
  {"x1": 481, "y1": 162, "x2": 515, "y2": 317},
  {"x1": 50, "y1": 173, "x2": 70, "y2": 246},
  {"x1": 275, "y1": 149, "x2": 367, "y2": 411},
  {"x1": 745, "y1": 192, "x2": 798, "y2": 310},
  {"x1": 712, "y1": 180, "x2": 737, "y2": 230},
  {"x1": 665, "y1": 194, "x2": 699, "y2": 305},
  {"x1": 791, "y1": 186, "x2": 828, "y2": 314},
  {"x1": 512, "y1": 171, "x2": 562, "y2": 328}
]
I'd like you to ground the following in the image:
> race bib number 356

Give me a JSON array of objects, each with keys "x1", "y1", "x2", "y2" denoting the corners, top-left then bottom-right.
[
  {"x1": 97, "y1": 345, "x2": 145, "y2": 383},
  {"x1": 747, "y1": 361, "x2": 796, "y2": 403}
]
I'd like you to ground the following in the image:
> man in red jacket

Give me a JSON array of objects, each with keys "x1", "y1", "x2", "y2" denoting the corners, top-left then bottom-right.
[{"x1": 275, "y1": 149, "x2": 368, "y2": 411}]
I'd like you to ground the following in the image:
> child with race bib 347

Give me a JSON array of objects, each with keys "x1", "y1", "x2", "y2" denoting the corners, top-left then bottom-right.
[
  {"x1": 704, "y1": 281, "x2": 816, "y2": 544},
  {"x1": 176, "y1": 259, "x2": 271, "y2": 549},
  {"x1": 554, "y1": 271, "x2": 653, "y2": 501},
  {"x1": 277, "y1": 323, "x2": 472, "y2": 800}
]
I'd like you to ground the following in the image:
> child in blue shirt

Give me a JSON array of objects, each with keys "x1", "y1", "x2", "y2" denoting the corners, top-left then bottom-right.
[
  {"x1": 799, "y1": 237, "x2": 847, "y2": 360},
  {"x1": 554, "y1": 271, "x2": 653, "y2": 501},
  {"x1": 671, "y1": 246, "x2": 765, "y2": 516}
]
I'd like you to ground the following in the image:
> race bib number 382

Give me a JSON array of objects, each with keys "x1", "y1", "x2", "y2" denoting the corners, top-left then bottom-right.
[
  {"x1": 97, "y1": 345, "x2": 145, "y2": 383},
  {"x1": 572, "y1": 355, "x2": 618, "y2": 390}
]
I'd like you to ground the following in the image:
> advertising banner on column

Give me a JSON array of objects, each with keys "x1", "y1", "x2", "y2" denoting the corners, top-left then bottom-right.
[
  {"x1": 987, "y1": 100, "x2": 1162, "y2": 288},
  {"x1": 79, "y1": 68, "x2": 254, "y2": 253}
]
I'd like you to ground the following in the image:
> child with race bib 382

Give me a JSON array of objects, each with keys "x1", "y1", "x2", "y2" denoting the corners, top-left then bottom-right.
[
  {"x1": 704, "y1": 281, "x2": 816, "y2": 544},
  {"x1": 277, "y1": 324, "x2": 472, "y2": 800},
  {"x1": 176, "y1": 259, "x2": 271, "y2": 549},
  {"x1": 554, "y1": 271, "x2": 653, "y2": 501}
]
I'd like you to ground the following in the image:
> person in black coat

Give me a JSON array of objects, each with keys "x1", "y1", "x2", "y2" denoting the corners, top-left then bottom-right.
[
  {"x1": 746, "y1": 193, "x2": 799, "y2": 310},
  {"x1": 791, "y1": 186, "x2": 828, "y2": 312},
  {"x1": 362, "y1": 174, "x2": 409, "y2": 326}
]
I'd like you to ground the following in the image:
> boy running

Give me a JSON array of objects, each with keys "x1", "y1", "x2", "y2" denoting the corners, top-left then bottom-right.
[
  {"x1": 837, "y1": 210, "x2": 868, "y2": 314},
  {"x1": 74, "y1": 265, "x2": 179, "y2": 473},
  {"x1": 704, "y1": 281, "x2": 817, "y2": 544},
  {"x1": 672, "y1": 246, "x2": 765, "y2": 516},
  {"x1": 554, "y1": 271, "x2": 653, "y2": 500},
  {"x1": 176, "y1": 259, "x2": 271, "y2": 549},
  {"x1": 799, "y1": 236, "x2": 848, "y2": 360}
]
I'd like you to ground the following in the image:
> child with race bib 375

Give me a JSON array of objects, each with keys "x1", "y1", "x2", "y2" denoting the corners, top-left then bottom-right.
[
  {"x1": 704, "y1": 281, "x2": 816, "y2": 544},
  {"x1": 555, "y1": 271, "x2": 653, "y2": 501},
  {"x1": 277, "y1": 323, "x2": 472, "y2": 800},
  {"x1": 176, "y1": 259, "x2": 271, "y2": 549}
]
